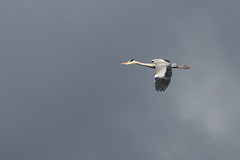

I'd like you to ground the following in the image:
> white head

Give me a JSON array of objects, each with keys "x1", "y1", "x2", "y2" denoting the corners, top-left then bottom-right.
[{"x1": 121, "y1": 59, "x2": 137, "y2": 65}]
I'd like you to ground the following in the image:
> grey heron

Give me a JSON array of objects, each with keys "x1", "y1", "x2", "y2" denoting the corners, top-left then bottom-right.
[{"x1": 121, "y1": 59, "x2": 190, "y2": 92}]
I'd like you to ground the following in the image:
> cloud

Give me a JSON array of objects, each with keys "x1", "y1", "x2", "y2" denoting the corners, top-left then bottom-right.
[{"x1": 1, "y1": 0, "x2": 240, "y2": 160}]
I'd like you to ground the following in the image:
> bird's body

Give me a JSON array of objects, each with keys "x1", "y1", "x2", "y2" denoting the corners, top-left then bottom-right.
[{"x1": 121, "y1": 58, "x2": 190, "y2": 92}]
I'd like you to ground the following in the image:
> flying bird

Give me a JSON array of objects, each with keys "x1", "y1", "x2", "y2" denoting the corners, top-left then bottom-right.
[{"x1": 121, "y1": 59, "x2": 190, "y2": 92}]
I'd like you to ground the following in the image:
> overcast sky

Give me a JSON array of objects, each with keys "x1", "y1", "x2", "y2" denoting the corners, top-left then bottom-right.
[{"x1": 1, "y1": 0, "x2": 240, "y2": 160}]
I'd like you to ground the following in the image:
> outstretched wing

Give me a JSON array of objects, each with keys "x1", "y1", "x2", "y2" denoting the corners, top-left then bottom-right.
[{"x1": 154, "y1": 65, "x2": 172, "y2": 92}]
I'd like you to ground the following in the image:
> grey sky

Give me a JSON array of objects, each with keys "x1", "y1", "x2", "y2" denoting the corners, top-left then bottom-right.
[{"x1": 1, "y1": 0, "x2": 240, "y2": 160}]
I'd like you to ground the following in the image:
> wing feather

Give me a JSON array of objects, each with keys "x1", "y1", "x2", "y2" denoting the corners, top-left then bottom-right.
[{"x1": 154, "y1": 65, "x2": 172, "y2": 92}]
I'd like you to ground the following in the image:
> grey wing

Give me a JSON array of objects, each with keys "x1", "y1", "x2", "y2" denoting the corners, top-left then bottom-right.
[{"x1": 154, "y1": 65, "x2": 172, "y2": 92}]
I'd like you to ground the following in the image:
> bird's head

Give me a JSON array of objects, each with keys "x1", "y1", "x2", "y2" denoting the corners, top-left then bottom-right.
[{"x1": 121, "y1": 59, "x2": 136, "y2": 65}]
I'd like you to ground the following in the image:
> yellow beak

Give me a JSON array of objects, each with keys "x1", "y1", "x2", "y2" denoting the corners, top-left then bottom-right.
[{"x1": 121, "y1": 62, "x2": 128, "y2": 65}]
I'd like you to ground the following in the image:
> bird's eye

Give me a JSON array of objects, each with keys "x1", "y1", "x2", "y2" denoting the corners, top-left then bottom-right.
[
  {"x1": 151, "y1": 60, "x2": 154, "y2": 63},
  {"x1": 130, "y1": 59, "x2": 134, "y2": 62}
]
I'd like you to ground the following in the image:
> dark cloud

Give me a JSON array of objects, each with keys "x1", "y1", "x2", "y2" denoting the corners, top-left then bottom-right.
[{"x1": 0, "y1": 0, "x2": 240, "y2": 160}]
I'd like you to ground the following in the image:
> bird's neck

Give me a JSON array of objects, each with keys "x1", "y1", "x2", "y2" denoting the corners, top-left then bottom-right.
[{"x1": 134, "y1": 61, "x2": 155, "y2": 68}]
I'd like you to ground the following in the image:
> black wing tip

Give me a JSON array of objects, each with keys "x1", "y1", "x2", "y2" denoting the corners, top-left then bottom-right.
[
  {"x1": 163, "y1": 59, "x2": 170, "y2": 63},
  {"x1": 155, "y1": 88, "x2": 166, "y2": 92},
  {"x1": 155, "y1": 77, "x2": 171, "y2": 92},
  {"x1": 155, "y1": 86, "x2": 167, "y2": 92}
]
